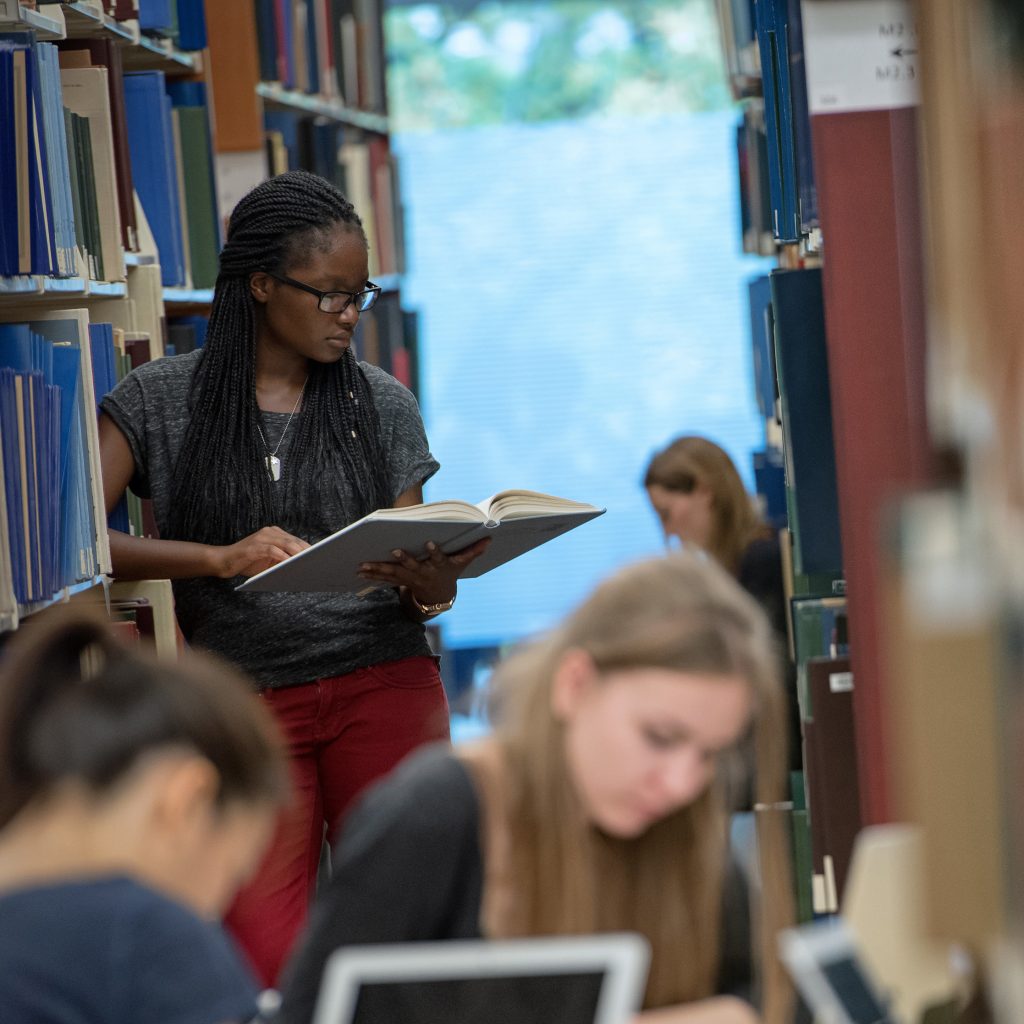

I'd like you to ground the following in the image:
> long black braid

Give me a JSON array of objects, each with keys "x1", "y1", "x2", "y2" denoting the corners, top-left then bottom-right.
[{"x1": 166, "y1": 170, "x2": 392, "y2": 546}]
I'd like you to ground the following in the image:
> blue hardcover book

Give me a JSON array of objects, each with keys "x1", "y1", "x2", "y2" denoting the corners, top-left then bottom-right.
[
  {"x1": 0, "y1": 321, "x2": 32, "y2": 369},
  {"x1": 277, "y1": 0, "x2": 296, "y2": 89},
  {"x1": 87, "y1": 321, "x2": 130, "y2": 534},
  {"x1": 304, "y1": 0, "x2": 320, "y2": 95},
  {"x1": 0, "y1": 325, "x2": 36, "y2": 599},
  {"x1": 254, "y1": 0, "x2": 278, "y2": 83},
  {"x1": 138, "y1": 0, "x2": 174, "y2": 34},
  {"x1": 4, "y1": 324, "x2": 57, "y2": 597},
  {"x1": 19, "y1": 371, "x2": 43, "y2": 600},
  {"x1": 753, "y1": 446, "x2": 787, "y2": 531},
  {"x1": 51, "y1": 343, "x2": 84, "y2": 586},
  {"x1": 732, "y1": 0, "x2": 756, "y2": 50},
  {"x1": 66, "y1": 403, "x2": 93, "y2": 582},
  {"x1": 123, "y1": 71, "x2": 186, "y2": 287},
  {"x1": 37, "y1": 375, "x2": 60, "y2": 596},
  {"x1": 18, "y1": 32, "x2": 58, "y2": 277},
  {"x1": 28, "y1": 313, "x2": 105, "y2": 582},
  {"x1": 310, "y1": 120, "x2": 346, "y2": 189},
  {"x1": 50, "y1": 343, "x2": 78, "y2": 483},
  {"x1": 748, "y1": 273, "x2": 775, "y2": 421},
  {"x1": 87, "y1": 321, "x2": 105, "y2": 400},
  {"x1": 53, "y1": 344, "x2": 94, "y2": 586},
  {"x1": 754, "y1": 0, "x2": 800, "y2": 242},
  {"x1": 770, "y1": 267, "x2": 843, "y2": 578},
  {"x1": 175, "y1": 0, "x2": 208, "y2": 51},
  {"x1": 88, "y1": 321, "x2": 116, "y2": 404},
  {"x1": 169, "y1": 313, "x2": 209, "y2": 349},
  {"x1": 88, "y1": 321, "x2": 107, "y2": 401},
  {"x1": 0, "y1": 368, "x2": 28, "y2": 602},
  {"x1": 263, "y1": 108, "x2": 302, "y2": 169},
  {"x1": 0, "y1": 49, "x2": 17, "y2": 276},
  {"x1": 35, "y1": 41, "x2": 76, "y2": 277},
  {"x1": 165, "y1": 78, "x2": 206, "y2": 107},
  {"x1": 786, "y1": 0, "x2": 818, "y2": 234},
  {"x1": 0, "y1": 32, "x2": 58, "y2": 276},
  {"x1": 31, "y1": 40, "x2": 58, "y2": 278}
]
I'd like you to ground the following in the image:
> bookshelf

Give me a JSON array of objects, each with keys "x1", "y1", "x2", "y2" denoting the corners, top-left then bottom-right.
[
  {"x1": 889, "y1": 0, "x2": 1024, "y2": 1009},
  {"x1": 722, "y1": 0, "x2": 1024, "y2": 1014},
  {"x1": 0, "y1": 0, "x2": 413, "y2": 638},
  {"x1": 205, "y1": 0, "x2": 414, "y2": 388},
  {"x1": 715, "y1": 0, "x2": 853, "y2": 922}
]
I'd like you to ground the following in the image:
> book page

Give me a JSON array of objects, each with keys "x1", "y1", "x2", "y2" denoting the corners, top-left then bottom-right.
[
  {"x1": 479, "y1": 489, "x2": 603, "y2": 521},
  {"x1": 368, "y1": 500, "x2": 485, "y2": 523}
]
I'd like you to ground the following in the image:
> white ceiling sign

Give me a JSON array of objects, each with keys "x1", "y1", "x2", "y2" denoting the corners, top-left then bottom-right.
[{"x1": 801, "y1": 0, "x2": 920, "y2": 114}]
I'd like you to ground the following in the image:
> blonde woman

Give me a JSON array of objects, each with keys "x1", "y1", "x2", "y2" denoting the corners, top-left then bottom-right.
[{"x1": 279, "y1": 553, "x2": 794, "y2": 1024}]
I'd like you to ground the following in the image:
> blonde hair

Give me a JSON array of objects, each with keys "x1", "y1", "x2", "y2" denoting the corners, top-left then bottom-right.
[
  {"x1": 480, "y1": 553, "x2": 793, "y2": 1020},
  {"x1": 644, "y1": 435, "x2": 765, "y2": 574}
]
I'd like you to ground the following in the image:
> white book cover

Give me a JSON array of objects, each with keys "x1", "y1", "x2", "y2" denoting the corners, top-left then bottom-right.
[{"x1": 237, "y1": 490, "x2": 605, "y2": 593}]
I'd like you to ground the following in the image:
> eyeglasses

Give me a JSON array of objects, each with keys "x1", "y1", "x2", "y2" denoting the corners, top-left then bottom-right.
[{"x1": 268, "y1": 272, "x2": 381, "y2": 313}]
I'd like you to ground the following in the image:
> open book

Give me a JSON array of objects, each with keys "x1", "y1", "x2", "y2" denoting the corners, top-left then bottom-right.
[{"x1": 236, "y1": 490, "x2": 605, "y2": 593}]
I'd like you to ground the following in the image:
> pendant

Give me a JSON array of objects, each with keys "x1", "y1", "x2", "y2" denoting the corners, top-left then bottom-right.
[{"x1": 267, "y1": 454, "x2": 281, "y2": 481}]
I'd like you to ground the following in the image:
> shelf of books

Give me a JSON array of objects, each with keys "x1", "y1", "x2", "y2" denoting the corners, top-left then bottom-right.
[
  {"x1": 206, "y1": 1, "x2": 415, "y2": 388},
  {"x1": 896, "y1": 1, "x2": 1024, "y2": 1012},
  {"x1": 723, "y1": 0, "x2": 1024, "y2": 1014},
  {"x1": 715, "y1": 0, "x2": 850, "y2": 924},
  {"x1": 0, "y1": 0, "x2": 416, "y2": 634}
]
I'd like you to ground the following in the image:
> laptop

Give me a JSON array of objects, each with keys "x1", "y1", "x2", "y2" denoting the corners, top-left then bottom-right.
[
  {"x1": 311, "y1": 933, "x2": 651, "y2": 1024},
  {"x1": 779, "y1": 918, "x2": 898, "y2": 1024}
]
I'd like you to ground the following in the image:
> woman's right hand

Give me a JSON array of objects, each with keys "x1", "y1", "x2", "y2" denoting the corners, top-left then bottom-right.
[{"x1": 213, "y1": 527, "x2": 310, "y2": 579}]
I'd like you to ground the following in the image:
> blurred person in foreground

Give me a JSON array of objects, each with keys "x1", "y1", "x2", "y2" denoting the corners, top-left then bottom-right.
[
  {"x1": 0, "y1": 607, "x2": 290, "y2": 1024},
  {"x1": 279, "y1": 552, "x2": 795, "y2": 1024}
]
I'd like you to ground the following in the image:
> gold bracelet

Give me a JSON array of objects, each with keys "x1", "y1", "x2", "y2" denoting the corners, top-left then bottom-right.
[{"x1": 409, "y1": 591, "x2": 456, "y2": 616}]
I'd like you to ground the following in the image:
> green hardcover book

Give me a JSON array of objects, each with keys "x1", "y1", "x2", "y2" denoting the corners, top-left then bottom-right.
[
  {"x1": 62, "y1": 108, "x2": 86, "y2": 269},
  {"x1": 75, "y1": 114, "x2": 104, "y2": 281},
  {"x1": 791, "y1": 807, "x2": 814, "y2": 923},
  {"x1": 790, "y1": 596, "x2": 847, "y2": 719},
  {"x1": 174, "y1": 106, "x2": 219, "y2": 289},
  {"x1": 790, "y1": 769, "x2": 807, "y2": 811},
  {"x1": 788, "y1": 771, "x2": 814, "y2": 922},
  {"x1": 126, "y1": 489, "x2": 144, "y2": 538}
]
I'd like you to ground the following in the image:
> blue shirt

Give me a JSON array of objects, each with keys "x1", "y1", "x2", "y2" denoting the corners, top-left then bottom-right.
[{"x1": 0, "y1": 876, "x2": 260, "y2": 1024}]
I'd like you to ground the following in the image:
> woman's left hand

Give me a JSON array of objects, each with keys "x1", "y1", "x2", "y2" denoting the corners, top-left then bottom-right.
[{"x1": 357, "y1": 537, "x2": 491, "y2": 605}]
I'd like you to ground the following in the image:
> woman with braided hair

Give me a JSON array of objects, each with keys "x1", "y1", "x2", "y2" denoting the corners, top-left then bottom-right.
[{"x1": 98, "y1": 170, "x2": 488, "y2": 987}]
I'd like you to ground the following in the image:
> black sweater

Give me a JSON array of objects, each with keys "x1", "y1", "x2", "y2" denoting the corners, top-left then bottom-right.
[{"x1": 277, "y1": 744, "x2": 754, "y2": 1024}]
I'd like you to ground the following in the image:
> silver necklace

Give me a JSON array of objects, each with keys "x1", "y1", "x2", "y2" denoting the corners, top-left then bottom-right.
[{"x1": 256, "y1": 378, "x2": 307, "y2": 482}]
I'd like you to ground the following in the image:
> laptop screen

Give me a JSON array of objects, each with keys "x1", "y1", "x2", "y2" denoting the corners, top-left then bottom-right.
[
  {"x1": 312, "y1": 934, "x2": 650, "y2": 1024},
  {"x1": 351, "y1": 971, "x2": 605, "y2": 1024},
  {"x1": 779, "y1": 920, "x2": 896, "y2": 1024},
  {"x1": 819, "y1": 957, "x2": 893, "y2": 1024}
]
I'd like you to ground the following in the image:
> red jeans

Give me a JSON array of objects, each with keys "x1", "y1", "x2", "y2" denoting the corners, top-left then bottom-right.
[{"x1": 224, "y1": 655, "x2": 450, "y2": 987}]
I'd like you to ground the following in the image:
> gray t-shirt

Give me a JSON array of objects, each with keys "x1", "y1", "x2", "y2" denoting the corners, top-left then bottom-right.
[{"x1": 101, "y1": 349, "x2": 440, "y2": 688}]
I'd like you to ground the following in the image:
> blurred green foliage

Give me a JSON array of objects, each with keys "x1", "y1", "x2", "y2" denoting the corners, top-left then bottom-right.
[{"x1": 385, "y1": 0, "x2": 733, "y2": 131}]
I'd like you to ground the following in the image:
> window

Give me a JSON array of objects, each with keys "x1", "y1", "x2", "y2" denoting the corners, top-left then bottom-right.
[{"x1": 386, "y1": 0, "x2": 774, "y2": 673}]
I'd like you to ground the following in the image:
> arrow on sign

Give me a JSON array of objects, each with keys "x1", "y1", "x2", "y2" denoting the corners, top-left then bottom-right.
[{"x1": 891, "y1": 46, "x2": 918, "y2": 57}]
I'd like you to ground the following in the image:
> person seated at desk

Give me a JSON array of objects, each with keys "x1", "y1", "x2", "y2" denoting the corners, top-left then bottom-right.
[
  {"x1": 0, "y1": 608, "x2": 290, "y2": 1024},
  {"x1": 278, "y1": 553, "x2": 795, "y2": 1024},
  {"x1": 644, "y1": 435, "x2": 799, "y2": 775},
  {"x1": 643, "y1": 435, "x2": 786, "y2": 640}
]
